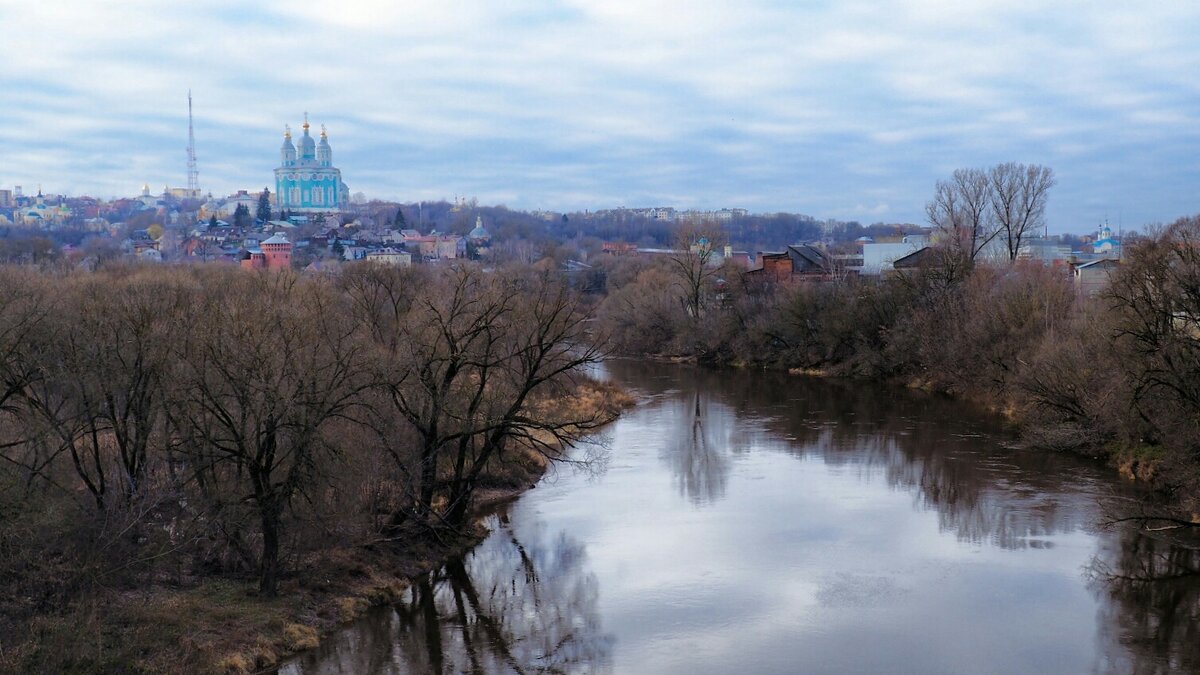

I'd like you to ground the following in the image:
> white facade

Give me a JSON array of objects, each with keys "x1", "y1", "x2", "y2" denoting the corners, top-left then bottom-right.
[
  {"x1": 366, "y1": 247, "x2": 412, "y2": 266},
  {"x1": 861, "y1": 235, "x2": 929, "y2": 275}
]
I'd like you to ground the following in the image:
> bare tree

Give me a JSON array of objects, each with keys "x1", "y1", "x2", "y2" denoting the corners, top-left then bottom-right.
[
  {"x1": 170, "y1": 271, "x2": 369, "y2": 596},
  {"x1": 1106, "y1": 217, "x2": 1200, "y2": 512},
  {"x1": 24, "y1": 272, "x2": 189, "y2": 508},
  {"x1": 346, "y1": 264, "x2": 608, "y2": 530},
  {"x1": 669, "y1": 221, "x2": 726, "y2": 319},
  {"x1": 989, "y1": 162, "x2": 1056, "y2": 262},
  {"x1": 926, "y1": 167, "x2": 997, "y2": 263},
  {"x1": 352, "y1": 265, "x2": 515, "y2": 525},
  {"x1": 0, "y1": 270, "x2": 54, "y2": 490},
  {"x1": 440, "y1": 269, "x2": 607, "y2": 525}
]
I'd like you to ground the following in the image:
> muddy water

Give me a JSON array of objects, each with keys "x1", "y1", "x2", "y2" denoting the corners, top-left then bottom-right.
[{"x1": 282, "y1": 361, "x2": 1200, "y2": 674}]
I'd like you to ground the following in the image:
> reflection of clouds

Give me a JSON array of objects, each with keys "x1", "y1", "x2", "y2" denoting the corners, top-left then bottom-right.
[
  {"x1": 604, "y1": 360, "x2": 1200, "y2": 671},
  {"x1": 290, "y1": 360, "x2": 1200, "y2": 674},
  {"x1": 815, "y1": 572, "x2": 908, "y2": 608}
]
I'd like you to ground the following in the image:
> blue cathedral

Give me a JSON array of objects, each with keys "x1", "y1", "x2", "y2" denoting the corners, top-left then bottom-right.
[{"x1": 275, "y1": 115, "x2": 349, "y2": 213}]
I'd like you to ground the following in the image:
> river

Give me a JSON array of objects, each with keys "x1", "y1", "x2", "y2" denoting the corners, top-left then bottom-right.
[{"x1": 281, "y1": 361, "x2": 1200, "y2": 674}]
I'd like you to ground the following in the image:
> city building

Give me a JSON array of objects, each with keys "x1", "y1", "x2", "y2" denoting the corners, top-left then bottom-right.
[
  {"x1": 241, "y1": 232, "x2": 292, "y2": 270},
  {"x1": 1018, "y1": 238, "x2": 1074, "y2": 265},
  {"x1": 719, "y1": 244, "x2": 754, "y2": 267},
  {"x1": 366, "y1": 247, "x2": 412, "y2": 266},
  {"x1": 274, "y1": 115, "x2": 350, "y2": 214},
  {"x1": 602, "y1": 241, "x2": 638, "y2": 255},
  {"x1": 1074, "y1": 258, "x2": 1120, "y2": 297},
  {"x1": 468, "y1": 216, "x2": 490, "y2": 244},
  {"x1": 15, "y1": 191, "x2": 71, "y2": 226},
  {"x1": 749, "y1": 245, "x2": 832, "y2": 282},
  {"x1": 861, "y1": 234, "x2": 930, "y2": 275},
  {"x1": 1093, "y1": 223, "x2": 1121, "y2": 256}
]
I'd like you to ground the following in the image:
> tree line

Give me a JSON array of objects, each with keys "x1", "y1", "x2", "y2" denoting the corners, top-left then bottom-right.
[
  {"x1": 592, "y1": 202, "x2": 1200, "y2": 524},
  {"x1": 0, "y1": 261, "x2": 616, "y2": 622}
]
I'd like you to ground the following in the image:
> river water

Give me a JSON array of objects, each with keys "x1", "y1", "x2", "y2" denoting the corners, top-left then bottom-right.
[{"x1": 282, "y1": 361, "x2": 1200, "y2": 674}]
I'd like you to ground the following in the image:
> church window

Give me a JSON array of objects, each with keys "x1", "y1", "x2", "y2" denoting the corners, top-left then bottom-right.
[
  {"x1": 327, "y1": 187, "x2": 334, "y2": 204},
  {"x1": 312, "y1": 188, "x2": 323, "y2": 205},
  {"x1": 290, "y1": 187, "x2": 301, "y2": 204}
]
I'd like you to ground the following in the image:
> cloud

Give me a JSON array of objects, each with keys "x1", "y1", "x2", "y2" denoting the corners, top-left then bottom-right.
[{"x1": 1, "y1": 1, "x2": 1198, "y2": 230}]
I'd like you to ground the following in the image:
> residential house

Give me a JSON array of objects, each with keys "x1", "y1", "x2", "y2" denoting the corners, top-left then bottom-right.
[
  {"x1": 749, "y1": 245, "x2": 832, "y2": 282},
  {"x1": 719, "y1": 245, "x2": 754, "y2": 268},
  {"x1": 342, "y1": 245, "x2": 368, "y2": 261},
  {"x1": 861, "y1": 234, "x2": 929, "y2": 275},
  {"x1": 1073, "y1": 258, "x2": 1120, "y2": 298},
  {"x1": 890, "y1": 246, "x2": 959, "y2": 277},
  {"x1": 366, "y1": 247, "x2": 412, "y2": 266}
]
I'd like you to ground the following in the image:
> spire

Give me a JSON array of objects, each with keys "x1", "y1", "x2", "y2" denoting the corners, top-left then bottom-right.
[
  {"x1": 316, "y1": 122, "x2": 332, "y2": 165},
  {"x1": 297, "y1": 114, "x2": 316, "y2": 159},
  {"x1": 281, "y1": 124, "x2": 297, "y2": 165}
]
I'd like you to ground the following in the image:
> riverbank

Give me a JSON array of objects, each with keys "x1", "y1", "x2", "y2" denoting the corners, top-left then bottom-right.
[
  {"x1": 2, "y1": 378, "x2": 634, "y2": 674},
  {"x1": 267, "y1": 359, "x2": 1200, "y2": 674},
  {"x1": 625, "y1": 344, "x2": 1154, "y2": 475},
  {"x1": 800, "y1": 355, "x2": 1155, "y2": 467},
  {"x1": 597, "y1": 253, "x2": 1198, "y2": 513}
]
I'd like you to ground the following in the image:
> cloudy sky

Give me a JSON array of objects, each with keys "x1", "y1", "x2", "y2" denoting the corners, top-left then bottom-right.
[{"x1": 1, "y1": 1, "x2": 1198, "y2": 230}]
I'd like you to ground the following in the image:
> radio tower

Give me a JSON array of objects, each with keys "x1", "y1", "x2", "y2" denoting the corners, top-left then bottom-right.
[{"x1": 186, "y1": 90, "x2": 199, "y2": 196}]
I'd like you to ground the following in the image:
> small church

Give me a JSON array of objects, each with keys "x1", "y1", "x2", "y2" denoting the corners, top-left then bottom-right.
[{"x1": 275, "y1": 115, "x2": 350, "y2": 213}]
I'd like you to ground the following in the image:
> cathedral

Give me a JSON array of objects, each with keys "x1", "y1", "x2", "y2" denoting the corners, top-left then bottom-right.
[{"x1": 274, "y1": 115, "x2": 350, "y2": 213}]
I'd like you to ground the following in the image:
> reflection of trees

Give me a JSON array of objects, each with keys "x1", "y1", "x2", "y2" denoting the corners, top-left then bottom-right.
[
  {"x1": 391, "y1": 516, "x2": 613, "y2": 674},
  {"x1": 660, "y1": 391, "x2": 732, "y2": 504},
  {"x1": 607, "y1": 360, "x2": 1200, "y2": 672},
  {"x1": 1090, "y1": 528, "x2": 1200, "y2": 674},
  {"x1": 282, "y1": 517, "x2": 612, "y2": 674},
  {"x1": 606, "y1": 359, "x2": 1109, "y2": 548}
]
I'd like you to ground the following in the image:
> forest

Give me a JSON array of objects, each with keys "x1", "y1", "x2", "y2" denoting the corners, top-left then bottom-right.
[{"x1": 0, "y1": 262, "x2": 627, "y2": 672}]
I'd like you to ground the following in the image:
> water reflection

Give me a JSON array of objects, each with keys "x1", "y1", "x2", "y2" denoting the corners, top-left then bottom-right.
[
  {"x1": 1091, "y1": 527, "x2": 1200, "y2": 674},
  {"x1": 614, "y1": 360, "x2": 1105, "y2": 550},
  {"x1": 660, "y1": 391, "x2": 732, "y2": 504},
  {"x1": 287, "y1": 360, "x2": 1200, "y2": 674},
  {"x1": 282, "y1": 515, "x2": 612, "y2": 674}
]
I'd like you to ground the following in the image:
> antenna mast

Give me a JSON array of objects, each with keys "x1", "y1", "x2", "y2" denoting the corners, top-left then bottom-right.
[{"x1": 186, "y1": 90, "x2": 199, "y2": 196}]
